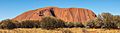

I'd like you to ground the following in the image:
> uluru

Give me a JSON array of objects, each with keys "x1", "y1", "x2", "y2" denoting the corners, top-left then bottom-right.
[{"x1": 12, "y1": 7, "x2": 96, "y2": 22}]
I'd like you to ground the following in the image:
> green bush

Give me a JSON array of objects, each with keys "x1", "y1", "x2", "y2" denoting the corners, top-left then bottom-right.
[
  {"x1": 65, "y1": 22, "x2": 84, "y2": 28},
  {"x1": 0, "y1": 19, "x2": 16, "y2": 29},
  {"x1": 64, "y1": 22, "x2": 75, "y2": 28},
  {"x1": 18, "y1": 20, "x2": 41, "y2": 28},
  {"x1": 40, "y1": 16, "x2": 65, "y2": 30}
]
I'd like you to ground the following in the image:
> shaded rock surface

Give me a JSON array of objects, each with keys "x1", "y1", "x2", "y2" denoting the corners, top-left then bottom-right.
[{"x1": 13, "y1": 7, "x2": 96, "y2": 22}]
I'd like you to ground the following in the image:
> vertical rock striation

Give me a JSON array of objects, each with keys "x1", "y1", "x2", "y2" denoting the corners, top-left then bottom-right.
[{"x1": 13, "y1": 7, "x2": 96, "y2": 22}]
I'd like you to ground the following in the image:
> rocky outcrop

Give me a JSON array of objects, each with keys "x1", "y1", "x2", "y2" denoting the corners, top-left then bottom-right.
[{"x1": 13, "y1": 7, "x2": 96, "y2": 22}]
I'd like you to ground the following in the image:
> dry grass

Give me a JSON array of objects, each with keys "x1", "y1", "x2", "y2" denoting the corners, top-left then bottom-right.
[{"x1": 0, "y1": 28, "x2": 120, "y2": 33}]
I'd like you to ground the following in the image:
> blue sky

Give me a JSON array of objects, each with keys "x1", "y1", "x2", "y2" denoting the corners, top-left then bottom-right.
[{"x1": 0, "y1": 0, "x2": 120, "y2": 21}]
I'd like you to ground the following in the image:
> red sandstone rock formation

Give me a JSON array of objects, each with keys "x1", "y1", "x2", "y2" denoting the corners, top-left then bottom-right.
[{"x1": 13, "y1": 7, "x2": 96, "y2": 22}]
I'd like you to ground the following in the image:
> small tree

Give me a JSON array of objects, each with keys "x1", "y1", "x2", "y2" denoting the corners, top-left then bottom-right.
[
  {"x1": 99, "y1": 13, "x2": 118, "y2": 29},
  {"x1": 40, "y1": 16, "x2": 65, "y2": 30}
]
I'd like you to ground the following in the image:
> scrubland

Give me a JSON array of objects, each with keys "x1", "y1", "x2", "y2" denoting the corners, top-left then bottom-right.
[{"x1": 0, "y1": 28, "x2": 120, "y2": 33}]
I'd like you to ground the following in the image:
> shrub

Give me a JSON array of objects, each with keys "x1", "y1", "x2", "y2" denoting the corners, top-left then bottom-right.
[
  {"x1": 72, "y1": 22, "x2": 84, "y2": 27},
  {"x1": 40, "y1": 16, "x2": 65, "y2": 30},
  {"x1": 0, "y1": 19, "x2": 16, "y2": 29},
  {"x1": 64, "y1": 22, "x2": 75, "y2": 28},
  {"x1": 64, "y1": 22, "x2": 84, "y2": 28},
  {"x1": 86, "y1": 18, "x2": 117, "y2": 29},
  {"x1": 102, "y1": 22, "x2": 117, "y2": 29},
  {"x1": 86, "y1": 20, "x2": 104, "y2": 28},
  {"x1": 18, "y1": 20, "x2": 40, "y2": 28},
  {"x1": 95, "y1": 22, "x2": 104, "y2": 28},
  {"x1": 116, "y1": 22, "x2": 120, "y2": 28},
  {"x1": 86, "y1": 21, "x2": 95, "y2": 28},
  {"x1": 113, "y1": 15, "x2": 120, "y2": 29},
  {"x1": 97, "y1": 13, "x2": 119, "y2": 29}
]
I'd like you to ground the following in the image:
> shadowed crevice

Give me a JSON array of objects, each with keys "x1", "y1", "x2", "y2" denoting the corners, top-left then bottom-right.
[{"x1": 50, "y1": 8, "x2": 56, "y2": 17}]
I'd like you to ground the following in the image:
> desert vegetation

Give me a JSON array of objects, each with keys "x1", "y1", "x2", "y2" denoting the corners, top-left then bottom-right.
[
  {"x1": 86, "y1": 13, "x2": 120, "y2": 29},
  {"x1": 40, "y1": 16, "x2": 65, "y2": 30},
  {"x1": 0, "y1": 16, "x2": 85, "y2": 30}
]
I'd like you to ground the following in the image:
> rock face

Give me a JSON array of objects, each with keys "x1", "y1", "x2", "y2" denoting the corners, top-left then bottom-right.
[{"x1": 13, "y1": 7, "x2": 96, "y2": 22}]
